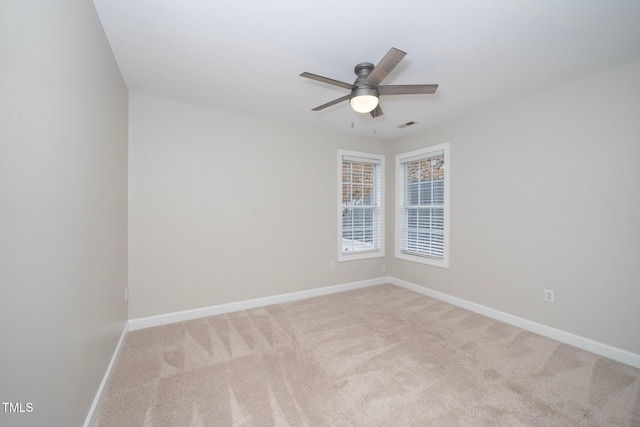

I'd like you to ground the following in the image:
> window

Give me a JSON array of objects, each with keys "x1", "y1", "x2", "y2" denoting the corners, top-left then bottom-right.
[
  {"x1": 395, "y1": 143, "x2": 450, "y2": 268},
  {"x1": 338, "y1": 150, "x2": 384, "y2": 261}
]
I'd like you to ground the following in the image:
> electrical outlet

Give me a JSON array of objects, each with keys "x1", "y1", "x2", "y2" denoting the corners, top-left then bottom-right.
[
  {"x1": 330, "y1": 261, "x2": 336, "y2": 270},
  {"x1": 381, "y1": 264, "x2": 386, "y2": 272},
  {"x1": 544, "y1": 289, "x2": 555, "y2": 303}
]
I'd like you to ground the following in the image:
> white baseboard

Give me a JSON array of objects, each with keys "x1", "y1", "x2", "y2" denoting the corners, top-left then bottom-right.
[
  {"x1": 84, "y1": 322, "x2": 129, "y2": 427},
  {"x1": 126, "y1": 276, "x2": 639, "y2": 369},
  {"x1": 390, "y1": 277, "x2": 640, "y2": 370},
  {"x1": 128, "y1": 277, "x2": 389, "y2": 331}
]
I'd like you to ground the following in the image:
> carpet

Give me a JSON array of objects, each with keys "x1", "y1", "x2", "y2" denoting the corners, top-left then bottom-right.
[{"x1": 93, "y1": 284, "x2": 640, "y2": 426}]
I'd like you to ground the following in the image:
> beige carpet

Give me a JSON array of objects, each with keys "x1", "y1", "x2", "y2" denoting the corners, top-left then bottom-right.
[{"x1": 93, "y1": 284, "x2": 640, "y2": 426}]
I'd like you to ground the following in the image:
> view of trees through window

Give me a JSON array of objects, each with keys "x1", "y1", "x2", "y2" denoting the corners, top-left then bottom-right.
[
  {"x1": 342, "y1": 160, "x2": 378, "y2": 253},
  {"x1": 403, "y1": 154, "x2": 445, "y2": 259}
]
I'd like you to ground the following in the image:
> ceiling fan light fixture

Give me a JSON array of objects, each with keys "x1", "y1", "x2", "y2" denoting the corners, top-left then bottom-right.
[
  {"x1": 350, "y1": 95, "x2": 378, "y2": 113},
  {"x1": 301, "y1": 48, "x2": 438, "y2": 118},
  {"x1": 350, "y1": 87, "x2": 379, "y2": 113}
]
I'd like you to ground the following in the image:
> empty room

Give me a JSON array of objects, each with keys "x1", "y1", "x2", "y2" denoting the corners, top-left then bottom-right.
[{"x1": 2, "y1": 0, "x2": 640, "y2": 426}]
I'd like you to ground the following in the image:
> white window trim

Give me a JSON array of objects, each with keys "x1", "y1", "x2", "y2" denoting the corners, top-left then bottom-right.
[
  {"x1": 395, "y1": 142, "x2": 450, "y2": 268},
  {"x1": 338, "y1": 149, "x2": 385, "y2": 262}
]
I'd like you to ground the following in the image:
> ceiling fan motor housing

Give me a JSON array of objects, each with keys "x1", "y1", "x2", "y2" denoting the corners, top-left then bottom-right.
[
  {"x1": 354, "y1": 62, "x2": 375, "y2": 79},
  {"x1": 351, "y1": 62, "x2": 378, "y2": 100}
]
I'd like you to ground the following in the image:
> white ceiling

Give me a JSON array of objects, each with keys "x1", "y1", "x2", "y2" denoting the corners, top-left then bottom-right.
[{"x1": 93, "y1": 0, "x2": 640, "y2": 140}]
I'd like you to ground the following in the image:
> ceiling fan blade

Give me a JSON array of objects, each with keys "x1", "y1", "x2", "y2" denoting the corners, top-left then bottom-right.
[
  {"x1": 300, "y1": 72, "x2": 355, "y2": 90},
  {"x1": 364, "y1": 48, "x2": 407, "y2": 87},
  {"x1": 370, "y1": 104, "x2": 383, "y2": 118},
  {"x1": 312, "y1": 94, "x2": 351, "y2": 111},
  {"x1": 378, "y1": 84, "x2": 439, "y2": 95}
]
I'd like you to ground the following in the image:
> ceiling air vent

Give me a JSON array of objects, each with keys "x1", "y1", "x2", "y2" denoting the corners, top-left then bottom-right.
[{"x1": 397, "y1": 121, "x2": 417, "y2": 129}]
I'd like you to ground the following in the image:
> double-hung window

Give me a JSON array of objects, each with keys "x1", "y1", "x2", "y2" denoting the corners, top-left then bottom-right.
[
  {"x1": 395, "y1": 143, "x2": 450, "y2": 268},
  {"x1": 338, "y1": 150, "x2": 384, "y2": 261}
]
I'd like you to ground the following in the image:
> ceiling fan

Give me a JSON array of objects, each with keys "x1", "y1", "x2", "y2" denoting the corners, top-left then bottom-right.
[{"x1": 300, "y1": 47, "x2": 438, "y2": 118}]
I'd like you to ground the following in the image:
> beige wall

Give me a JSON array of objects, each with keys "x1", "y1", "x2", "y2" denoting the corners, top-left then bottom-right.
[
  {"x1": 388, "y1": 61, "x2": 640, "y2": 355},
  {"x1": 0, "y1": 1, "x2": 129, "y2": 426},
  {"x1": 128, "y1": 94, "x2": 388, "y2": 319}
]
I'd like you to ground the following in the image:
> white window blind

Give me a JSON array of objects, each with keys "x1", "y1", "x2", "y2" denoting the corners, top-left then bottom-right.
[
  {"x1": 338, "y1": 150, "x2": 384, "y2": 261},
  {"x1": 396, "y1": 143, "x2": 449, "y2": 268}
]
